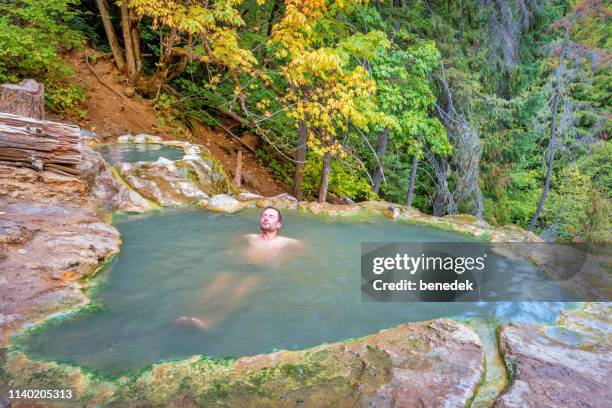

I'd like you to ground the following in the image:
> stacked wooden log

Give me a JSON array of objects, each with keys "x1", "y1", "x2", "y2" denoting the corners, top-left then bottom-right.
[{"x1": 0, "y1": 112, "x2": 82, "y2": 176}]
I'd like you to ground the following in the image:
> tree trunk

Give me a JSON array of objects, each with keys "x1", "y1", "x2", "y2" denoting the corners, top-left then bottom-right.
[
  {"x1": 294, "y1": 120, "x2": 308, "y2": 200},
  {"x1": 95, "y1": 0, "x2": 126, "y2": 73},
  {"x1": 406, "y1": 154, "x2": 418, "y2": 206},
  {"x1": 129, "y1": 8, "x2": 142, "y2": 73},
  {"x1": 318, "y1": 151, "x2": 332, "y2": 203},
  {"x1": 138, "y1": 29, "x2": 187, "y2": 95},
  {"x1": 234, "y1": 150, "x2": 243, "y2": 187},
  {"x1": 433, "y1": 157, "x2": 448, "y2": 216},
  {"x1": 474, "y1": 184, "x2": 484, "y2": 220},
  {"x1": 0, "y1": 80, "x2": 45, "y2": 119},
  {"x1": 528, "y1": 30, "x2": 568, "y2": 231},
  {"x1": 120, "y1": 0, "x2": 137, "y2": 79},
  {"x1": 371, "y1": 126, "x2": 389, "y2": 194},
  {"x1": 267, "y1": 0, "x2": 282, "y2": 37},
  {"x1": 528, "y1": 91, "x2": 559, "y2": 231},
  {"x1": 0, "y1": 112, "x2": 81, "y2": 175},
  {"x1": 392, "y1": 0, "x2": 402, "y2": 30}
]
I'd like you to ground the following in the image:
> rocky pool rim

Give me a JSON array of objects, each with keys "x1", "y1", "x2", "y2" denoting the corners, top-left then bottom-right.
[{"x1": 6, "y1": 203, "x2": 588, "y2": 381}]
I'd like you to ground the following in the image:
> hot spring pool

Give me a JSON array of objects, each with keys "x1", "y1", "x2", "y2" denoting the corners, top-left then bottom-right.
[
  {"x1": 95, "y1": 144, "x2": 184, "y2": 163},
  {"x1": 19, "y1": 209, "x2": 576, "y2": 376}
]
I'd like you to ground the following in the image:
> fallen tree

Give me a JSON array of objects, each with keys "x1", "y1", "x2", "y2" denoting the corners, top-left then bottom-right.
[{"x1": 0, "y1": 112, "x2": 81, "y2": 176}]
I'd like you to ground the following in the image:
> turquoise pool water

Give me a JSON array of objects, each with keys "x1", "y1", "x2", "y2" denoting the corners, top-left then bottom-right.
[
  {"x1": 95, "y1": 144, "x2": 184, "y2": 163},
  {"x1": 19, "y1": 209, "x2": 575, "y2": 376}
]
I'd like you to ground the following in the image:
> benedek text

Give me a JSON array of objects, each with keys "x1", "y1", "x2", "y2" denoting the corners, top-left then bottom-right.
[{"x1": 372, "y1": 279, "x2": 474, "y2": 291}]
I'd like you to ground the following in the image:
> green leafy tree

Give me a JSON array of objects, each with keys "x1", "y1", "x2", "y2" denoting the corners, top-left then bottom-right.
[
  {"x1": 367, "y1": 35, "x2": 451, "y2": 206},
  {"x1": 270, "y1": 0, "x2": 391, "y2": 202}
]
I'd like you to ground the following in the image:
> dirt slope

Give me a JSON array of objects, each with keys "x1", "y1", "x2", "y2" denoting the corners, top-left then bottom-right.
[{"x1": 56, "y1": 49, "x2": 288, "y2": 197}]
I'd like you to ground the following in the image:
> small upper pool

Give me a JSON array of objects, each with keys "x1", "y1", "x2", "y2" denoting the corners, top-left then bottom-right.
[
  {"x1": 19, "y1": 209, "x2": 576, "y2": 376},
  {"x1": 95, "y1": 144, "x2": 184, "y2": 163}
]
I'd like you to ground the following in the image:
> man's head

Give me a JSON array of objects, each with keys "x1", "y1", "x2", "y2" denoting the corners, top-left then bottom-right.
[{"x1": 260, "y1": 206, "x2": 282, "y2": 233}]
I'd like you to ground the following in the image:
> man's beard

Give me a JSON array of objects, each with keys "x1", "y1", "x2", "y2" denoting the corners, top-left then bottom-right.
[{"x1": 260, "y1": 224, "x2": 277, "y2": 233}]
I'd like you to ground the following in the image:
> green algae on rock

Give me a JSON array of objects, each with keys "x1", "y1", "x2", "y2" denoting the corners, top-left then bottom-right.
[
  {"x1": 103, "y1": 139, "x2": 238, "y2": 208},
  {"x1": 463, "y1": 319, "x2": 508, "y2": 408},
  {"x1": 3, "y1": 320, "x2": 483, "y2": 407}
]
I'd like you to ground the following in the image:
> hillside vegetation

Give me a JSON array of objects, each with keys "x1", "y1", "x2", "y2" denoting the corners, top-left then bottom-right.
[{"x1": 1, "y1": 0, "x2": 609, "y2": 241}]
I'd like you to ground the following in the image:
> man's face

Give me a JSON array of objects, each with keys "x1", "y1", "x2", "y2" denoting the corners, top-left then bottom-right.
[{"x1": 260, "y1": 208, "x2": 281, "y2": 233}]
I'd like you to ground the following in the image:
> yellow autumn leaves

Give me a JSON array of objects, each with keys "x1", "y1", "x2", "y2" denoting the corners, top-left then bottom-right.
[
  {"x1": 126, "y1": 0, "x2": 388, "y2": 161},
  {"x1": 270, "y1": 0, "x2": 388, "y2": 159}
]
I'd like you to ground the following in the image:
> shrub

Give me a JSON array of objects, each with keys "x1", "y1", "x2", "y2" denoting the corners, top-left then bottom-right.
[
  {"x1": 0, "y1": 0, "x2": 84, "y2": 113},
  {"x1": 543, "y1": 166, "x2": 610, "y2": 242},
  {"x1": 302, "y1": 155, "x2": 373, "y2": 202}
]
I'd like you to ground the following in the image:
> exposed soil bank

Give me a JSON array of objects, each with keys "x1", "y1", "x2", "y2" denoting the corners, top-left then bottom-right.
[{"x1": 59, "y1": 49, "x2": 288, "y2": 197}]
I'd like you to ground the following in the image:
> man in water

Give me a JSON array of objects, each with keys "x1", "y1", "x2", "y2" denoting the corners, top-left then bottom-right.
[
  {"x1": 176, "y1": 206, "x2": 302, "y2": 330},
  {"x1": 244, "y1": 206, "x2": 301, "y2": 264}
]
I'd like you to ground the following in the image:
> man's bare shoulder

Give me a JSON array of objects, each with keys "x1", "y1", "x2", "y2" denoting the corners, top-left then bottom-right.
[{"x1": 276, "y1": 236, "x2": 302, "y2": 246}]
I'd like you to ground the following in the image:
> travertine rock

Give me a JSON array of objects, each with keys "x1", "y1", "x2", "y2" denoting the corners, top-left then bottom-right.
[
  {"x1": 495, "y1": 314, "x2": 612, "y2": 408},
  {"x1": 4, "y1": 319, "x2": 484, "y2": 407},
  {"x1": 0, "y1": 202, "x2": 120, "y2": 345}
]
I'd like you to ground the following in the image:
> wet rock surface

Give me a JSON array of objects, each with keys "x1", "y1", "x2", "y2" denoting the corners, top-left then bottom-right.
[
  {"x1": 111, "y1": 142, "x2": 237, "y2": 207},
  {"x1": 205, "y1": 193, "x2": 242, "y2": 212},
  {"x1": 299, "y1": 201, "x2": 365, "y2": 217},
  {"x1": 3, "y1": 319, "x2": 484, "y2": 407},
  {"x1": 0, "y1": 202, "x2": 120, "y2": 345},
  {"x1": 91, "y1": 163, "x2": 155, "y2": 213},
  {"x1": 203, "y1": 193, "x2": 299, "y2": 213},
  {"x1": 117, "y1": 159, "x2": 209, "y2": 207},
  {"x1": 256, "y1": 193, "x2": 298, "y2": 209},
  {"x1": 495, "y1": 304, "x2": 612, "y2": 408}
]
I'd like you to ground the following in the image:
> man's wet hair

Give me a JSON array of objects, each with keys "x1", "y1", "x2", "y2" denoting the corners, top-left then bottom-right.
[{"x1": 261, "y1": 206, "x2": 282, "y2": 223}]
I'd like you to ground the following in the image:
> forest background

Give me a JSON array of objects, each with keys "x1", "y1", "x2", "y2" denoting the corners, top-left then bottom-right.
[{"x1": 1, "y1": 0, "x2": 609, "y2": 242}]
